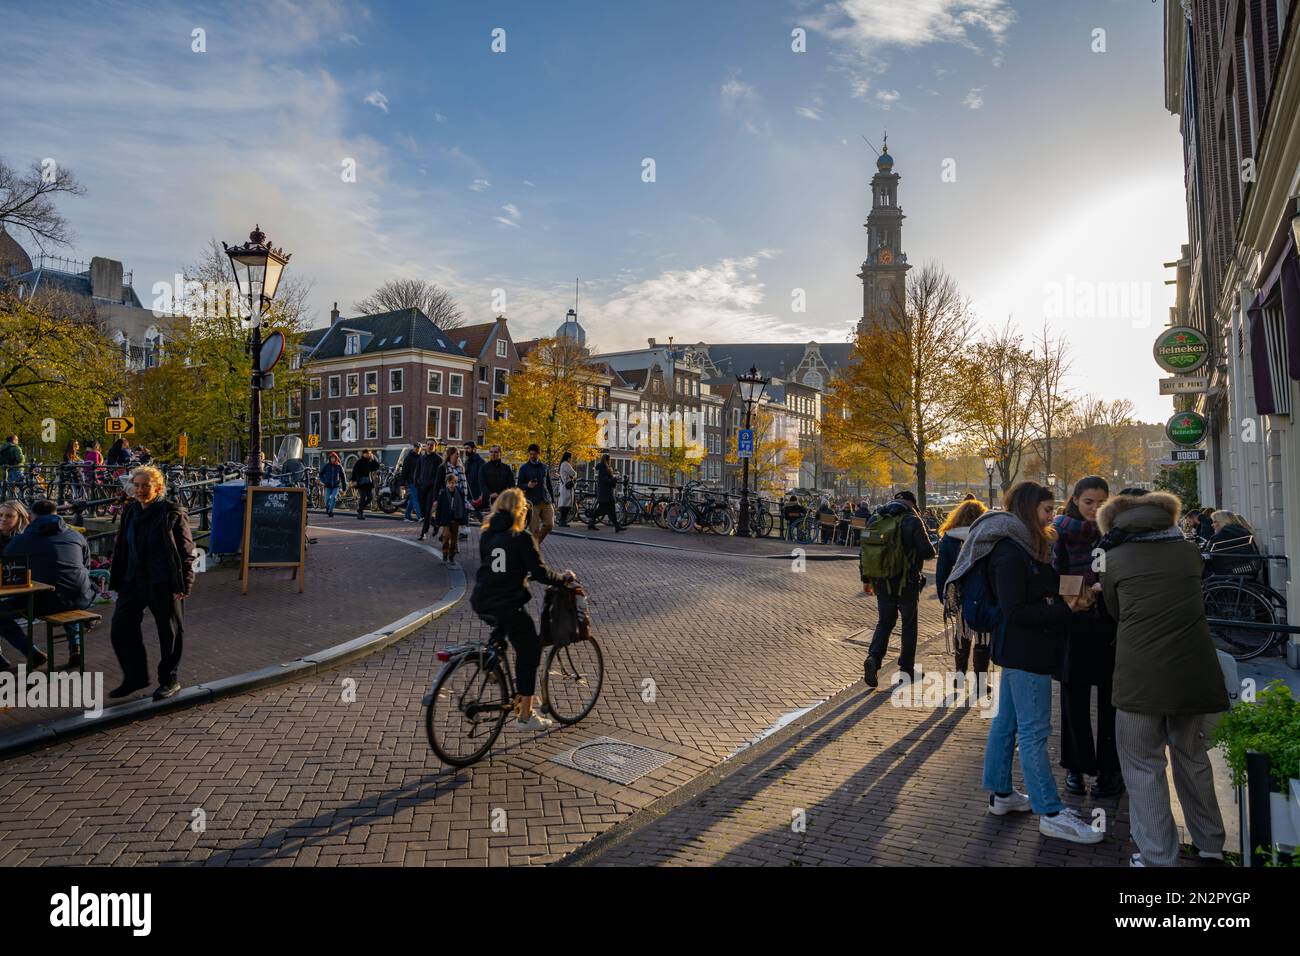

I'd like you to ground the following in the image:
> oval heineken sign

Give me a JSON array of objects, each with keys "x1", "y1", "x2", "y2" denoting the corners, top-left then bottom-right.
[
  {"x1": 1166, "y1": 410, "x2": 1207, "y2": 447},
  {"x1": 1153, "y1": 325, "x2": 1210, "y2": 374}
]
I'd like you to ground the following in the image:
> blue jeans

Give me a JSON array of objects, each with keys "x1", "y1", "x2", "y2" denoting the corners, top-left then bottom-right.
[
  {"x1": 0, "y1": 616, "x2": 81, "y2": 658},
  {"x1": 982, "y1": 667, "x2": 1063, "y2": 815},
  {"x1": 403, "y1": 485, "x2": 422, "y2": 520},
  {"x1": 324, "y1": 486, "x2": 340, "y2": 514},
  {"x1": 785, "y1": 518, "x2": 804, "y2": 542}
]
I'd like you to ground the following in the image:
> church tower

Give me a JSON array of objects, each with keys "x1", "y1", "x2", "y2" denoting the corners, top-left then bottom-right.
[{"x1": 856, "y1": 138, "x2": 910, "y2": 336}]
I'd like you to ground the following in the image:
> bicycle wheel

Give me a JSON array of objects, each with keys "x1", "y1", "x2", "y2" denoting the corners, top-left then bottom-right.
[
  {"x1": 707, "y1": 506, "x2": 733, "y2": 536},
  {"x1": 542, "y1": 638, "x2": 604, "y2": 725},
  {"x1": 1203, "y1": 581, "x2": 1280, "y2": 661},
  {"x1": 665, "y1": 502, "x2": 693, "y2": 533},
  {"x1": 424, "y1": 653, "x2": 510, "y2": 766},
  {"x1": 651, "y1": 497, "x2": 673, "y2": 529},
  {"x1": 754, "y1": 507, "x2": 773, "y2": 538},
  {"x1": 377, "y1": 491, "x2": 397, "y2": 513}
]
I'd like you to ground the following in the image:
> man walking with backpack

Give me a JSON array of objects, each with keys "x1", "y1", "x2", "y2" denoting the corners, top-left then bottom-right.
[{"x1": 861, "y1": 490, "x2": 935, "y2": 687}]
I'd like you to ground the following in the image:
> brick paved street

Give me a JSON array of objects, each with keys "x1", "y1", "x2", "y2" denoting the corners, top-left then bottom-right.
[
  {"x1": 0, "y1": 521, "x2": 1140, "y2": 867},
  {"x1": 1, "y1": 524, "x2": 447, "y2": 741}
]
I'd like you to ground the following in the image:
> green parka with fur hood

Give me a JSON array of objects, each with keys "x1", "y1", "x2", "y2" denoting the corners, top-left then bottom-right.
[{"x1": 1098, "y1": 491, "x2": 1228, "y2": 715}]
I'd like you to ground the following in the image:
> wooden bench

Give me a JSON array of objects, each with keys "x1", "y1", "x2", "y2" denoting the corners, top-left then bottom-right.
[{"x1": 39, "y1": 609, "x2": 101, "y2": 675}]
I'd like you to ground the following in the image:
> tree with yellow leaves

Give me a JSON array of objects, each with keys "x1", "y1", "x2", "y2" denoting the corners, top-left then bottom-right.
[
  {"x1": 823, "y1": 262, "x2": 981, "y2": 510},
  {"x1": 485, "y1": 337, "x2": 602, "y2": 468},
  {"x1": 724, "y1": 402, "x2": 802, "y2": 496}
]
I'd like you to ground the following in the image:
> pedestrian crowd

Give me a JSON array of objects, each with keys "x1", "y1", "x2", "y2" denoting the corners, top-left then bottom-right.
[{"x1": 859, "y1": 478, "x2": 1234, "y2": 867}]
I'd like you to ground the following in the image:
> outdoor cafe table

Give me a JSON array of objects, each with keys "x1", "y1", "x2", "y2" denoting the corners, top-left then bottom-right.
[{"x1": 0, "y1": 581, "x2": 55, "y2": 674}]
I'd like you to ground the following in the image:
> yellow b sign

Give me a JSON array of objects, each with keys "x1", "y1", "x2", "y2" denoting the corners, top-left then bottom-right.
[
  {"x1": 178, "y1": 434, "x2": 188, "y2": 458},
  {"x1": 105, "y1": 417, "x2": 135, "y2": 435},
  {"x1": 306, "y1": 434, "x2": 320, "y2": 447}
]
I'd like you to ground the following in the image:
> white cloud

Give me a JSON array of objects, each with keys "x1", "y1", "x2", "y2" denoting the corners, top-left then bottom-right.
[
  {"x1": 434, "y1": 112, "x2": 447, "y2": 122},
  {"x1": 523, "y1": 180, "x2": 536, "y2": 187},
  {"x1": 796, "y1": 106, "x2": 823, "y2": 120},
  {"x1": 363, "y1": 90, "x2": 389, "y2": 113},
  {"x1": 962, "y1": 87, "x2": 985, "y2": 109},
  {"x1": 339, "y1": 33, "x2": 361, "y2": 46},
  {"x1": 875, "y1": 89, "x2": 900, "y2": 109},
  {"x1": 720, "y1": 71, "x2": 768, "y2": 135},
  {"x1": 493, "y1": 216, "x2": 520, "y2": 229},
  {"x1": 469, "y1": 178, "x2": 491, "y2": 191},
  {"x1": 500, "y1": 203, "x2": 520, "y2": 220},
  {"x1": 808, "y1": 0, "x2": 1016, "y2": 97}
]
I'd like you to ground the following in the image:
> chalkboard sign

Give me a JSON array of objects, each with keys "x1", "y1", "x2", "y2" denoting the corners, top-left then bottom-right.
[
  {"x1": 240, "y1": 485, "x2": 307, "y2": 594},
  {"x1": 1, "y1": 555, "x2": 31, "y2": 589}
]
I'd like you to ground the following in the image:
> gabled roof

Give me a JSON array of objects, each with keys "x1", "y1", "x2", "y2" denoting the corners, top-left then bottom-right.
[
  {"x1": 7, "y1": 266, "x2": 145, "y2": 308},
  {"x1": 300, "y1": 327, "x2": 329, "y2": 352},
  {"x1": 617, "y1": 368, "x2": 649, "y2": 389},
  {"x1": 584, "y1": 361, "x2": 630, "y2": 387},
  {"x1": 704, "y1": 342, "x2": 851, "y2": 382},
  {"x1": 308, "y1": 308, "x2": 467, "y2": 360},
  {"x1": 513, "y1": 338, "x2": 543, "y2": 359},
  {"x1": 454, "y1": 321, "x2": 498, "y2": 360}
]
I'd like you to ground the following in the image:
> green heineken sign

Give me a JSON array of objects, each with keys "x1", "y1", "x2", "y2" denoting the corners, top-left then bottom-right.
[
  {"x1": 1153, "y1": 325, "x2": 1210, "y2": 374},
  {"x1": 1166, "y1": 410, "x2": 1208, "y2": 447}
]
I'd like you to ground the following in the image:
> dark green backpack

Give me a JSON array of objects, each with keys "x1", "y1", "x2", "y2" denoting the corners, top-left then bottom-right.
[{"x1": 859, "y1": 512, "x2": 909, "y2": 589}]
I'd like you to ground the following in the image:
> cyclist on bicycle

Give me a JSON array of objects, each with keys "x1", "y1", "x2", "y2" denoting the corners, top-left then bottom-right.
[
  {"x1": 782, "y1": 494, "x2": 807, "y2": 542},
  {"x1": 471, "y1": 488, "x2": 576, "y2": 730}
]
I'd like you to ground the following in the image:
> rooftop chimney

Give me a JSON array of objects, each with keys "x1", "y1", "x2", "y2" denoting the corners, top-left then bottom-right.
[
  {"x1": 89, "y1": 257, "x2": 124, "y2": 303},
  {"x1": 330, "y1": 302, "x2": 341, "y2": 325},
  {"x1": 648, "y1": 337, "x2": 656, "y2": 347}
]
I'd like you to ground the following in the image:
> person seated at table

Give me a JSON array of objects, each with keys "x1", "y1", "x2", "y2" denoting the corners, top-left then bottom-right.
[
  {"x1": 782, "y1": 495, "x2": 807, "y2": 542},
  {"x1": 816, "y1": 496, "x2": 837, "y2": 544},
  {"x1": 1, "y1": 499, "x2": 96, "y2": 672}
]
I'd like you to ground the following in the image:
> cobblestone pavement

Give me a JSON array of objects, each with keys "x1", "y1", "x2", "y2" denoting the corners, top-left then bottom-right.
[
  {"x1": 0, "y1": 521, "x2": 1137, "y2": 867},
  {"x1": 0, "y1": 525, "x2": 446, "y2": 740}
]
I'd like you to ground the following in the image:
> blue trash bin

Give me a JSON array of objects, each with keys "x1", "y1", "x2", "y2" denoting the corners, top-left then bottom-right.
[{"x1": 209, "y1": 481, "x2": 247, "y2": 556}]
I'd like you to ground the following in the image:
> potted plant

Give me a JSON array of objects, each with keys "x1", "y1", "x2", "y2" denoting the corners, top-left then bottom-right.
[{"x1": 1213, "y1": 680, "x2": 1300, "y2": 859}]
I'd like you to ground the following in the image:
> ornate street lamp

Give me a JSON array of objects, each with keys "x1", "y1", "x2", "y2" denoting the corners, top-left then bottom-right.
[
  {"x1": 735, "y1": 365, "x2": 770, "y2": 537},
  {"x1": 107, "y1": 395, "x2": 125, "y2": 419},
  {"x1": 1047, "y1": 472, "x2": 1057, "y2": 496},
  {"x1": 223, "y1": 225, "x2": 291, "y2": 487},
  {"x1": 983, "y1": 456, "x2": 996, "y2": 509}
]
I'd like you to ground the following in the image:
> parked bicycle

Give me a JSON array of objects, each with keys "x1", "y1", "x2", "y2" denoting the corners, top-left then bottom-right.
[
  {"x1": 1202, "y1": 552, "x2": 1290, "y2": 661},
  {"x1": 664, "y1": 480, "x2": 732, "y2": 535},
  {"x1": 423, "y1": 584, "x2": 604, "y2": 767}
]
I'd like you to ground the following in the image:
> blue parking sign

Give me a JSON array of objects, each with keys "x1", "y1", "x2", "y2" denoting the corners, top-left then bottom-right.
[{"x1": 737, "y1": 428, "x2": 754, "y2": 458}]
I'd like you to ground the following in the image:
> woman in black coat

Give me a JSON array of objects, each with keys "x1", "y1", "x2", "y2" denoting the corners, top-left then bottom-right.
[
  {"x1": 350, "y1": 449, "x2": 382, "y2": 519},
  {"x1": 472, "y1": 488, "x2": 575, "y2": 729},
  {"x1": 108, "y1": 465, "x2": 196, "y2": 701}
]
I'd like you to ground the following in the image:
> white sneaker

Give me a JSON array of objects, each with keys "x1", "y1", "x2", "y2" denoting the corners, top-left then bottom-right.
[
  {"x1": 1196, "y1": 847, "x2": 1224, "y2": 860},
  {"x1": 516, "y1": 712, "x2": 555, "y2": 731},
  {"x1": 1039, "y1": 807, "x2": 1104, "y2": 844},
  {"x1": 1130, "y1": 852, "x2": 1146, "y2": 867},
  {"x1": 988, "y1": 791, "x2": 1032, "y2": 816}
]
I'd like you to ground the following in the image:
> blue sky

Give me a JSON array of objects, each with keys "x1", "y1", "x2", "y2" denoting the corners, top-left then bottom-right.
[{"x1": 0, "y1": 0, "x2": 1185, "y2": 419}]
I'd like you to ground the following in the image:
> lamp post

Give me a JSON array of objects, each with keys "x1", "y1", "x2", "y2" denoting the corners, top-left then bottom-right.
[
  {"x1": 1047, "y1": 472, "x2": 1057, "y2": 496},
  {"x1": 735, "y1": 365, "x2": 769, "y2": 537},
  {"x1": 983, "y1": 456, "x2": 996, "y2": 509},
  {"x1": 107, "y1": 395, "x2": 124, "y2": 419},
  {"x1": 223, "y1": 225, "x2": 290, "y2": 487}
]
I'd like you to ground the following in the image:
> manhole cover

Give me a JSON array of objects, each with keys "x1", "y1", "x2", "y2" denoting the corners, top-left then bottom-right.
[{"x1": 551, "y1": 736, "x2": 675, "y2": 785}]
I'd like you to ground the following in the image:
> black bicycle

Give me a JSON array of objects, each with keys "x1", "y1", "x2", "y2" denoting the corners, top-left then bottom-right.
[
  {"x1": 1202, "y1": 552, "x2": 1290, "y2": 661},
  {"x1": 423, "y1": 589, "x2": 604, "y2": 767}
]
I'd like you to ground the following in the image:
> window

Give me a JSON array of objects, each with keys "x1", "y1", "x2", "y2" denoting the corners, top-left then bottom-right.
[
  {"x1": 478, "y1": 397, "x2": 487, "y2": 414},
  {"x1": 328, "y1": 410, "x2": 341, "y2": 442},
  {"x1": 389, "y1": 369, "x2": 403, "y2": 393},
  {"x1": 496, "y1": 339, "x2": 508, "y2": 358},
  {"x1": 427, "y1": 370, "x2": 443, "y2": 393},
  {"x1": 290, "y1": 350, "x2": 302, "y2": 370},
  {"x1": 345, "y1": 333, "x2": 360, "y2": 356},
  {"x1": 448, "y1": 408, "x2": 463, "y2": 440},
  {"x1": 479, "y1": 365, "x2": 489, "y2": 384},
  {"x1": 346, "y1": 373, "x2": 359, "y2": 396},
  {"x1": 449, "y1": 373, "x2": 464, "y2": 397},
  {"x1": 364, "y1": 407, "x2": 379, "y2": 441},
  {"x1": 364, "y1": 371, "x2": 378, "y2": 395},
  {"x1": 426, "y1": 407, "x2": 441, "y2": 438},
  {"x1": 288, "y1": 392, "x2": 301, "y2": 418},
  {"x1": 344, "y1": 409, "x2": 359, "y2": 442},
  {"x1": 494, "y1": 368, "x2": 508, "y2": 395},
  {"x1": 732, "y1": 408, "x2": 741, "y2": 429},
  {"x1": 309, "y1": 411, "x2": 321, "y2": 440},
  {"x1": 309, "y1": 378, "x2": 321, "y2": 400},
  {"x1": 328, "y1": 375, "x2": 341, "y2": 398},
  {"x1": 389, "y1": 405, "x2": 403, "y2": 438}
]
